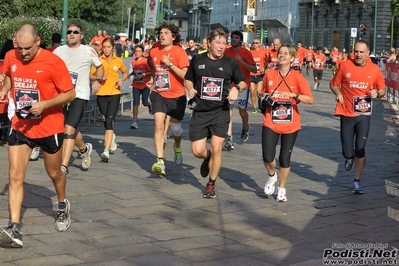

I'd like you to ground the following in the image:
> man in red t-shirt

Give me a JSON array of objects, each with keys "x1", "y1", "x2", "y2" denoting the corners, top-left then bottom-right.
[
  {"x1": 312, "y1": 46, "x2": 326, "y2": 90},
  {"x1": 224, "y1": 31, "x2": 257, "y2": 149},
  {"x1": 250, "y1": 38, "x2": 267, "y2": 113},
  {"x1": 0, "y1": 24, "x2": 75, "y2": 247},
  {"x1": 148, "y1": 23, "x2": 189, "y2": 176},
  {"x1": 330, "y1": 40, "x2": 385, "y2": 194},
  {"x1": 89, "y1": 30, "x2": 105, "y2": 50}
]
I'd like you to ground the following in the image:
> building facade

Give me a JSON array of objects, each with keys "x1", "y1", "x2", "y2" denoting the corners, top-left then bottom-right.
[{"x1": 298, "y1": 0, "x2": 392, "y2": 54}]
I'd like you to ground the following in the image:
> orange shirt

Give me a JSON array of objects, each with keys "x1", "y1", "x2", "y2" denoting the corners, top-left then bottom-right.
[
  {"x1": 305, "y1": 49, "x2": 314, "y2": 62},
  {"x1": 131, "y1": 57, "x2": 151, "y2": 90},
  {"x1": 4, "y1": 49, "x2": 74, "y2": 138},
  {"x1": 262, "y1": 69, "x2": 313, "y2": 134},
  {"x1": 96, "y1": 53, "x2": 127, "y2": 96},
  {"x1": 91, "y1": 36, "x2": 105, "y2": 49},
  {"x1": 293, "y1": 47, "x2": 306, "y2": 68},
  {"x1": 313, "y1": 52, "x2": 326, "y2": 70},
  {"x1": 330, "y1": 51, "x2": 340, "y2": 63},
  {"x1": 149, "y1": 43, "x2": 189, "y2": 98},
  {"x1": 267, "y1": 49, "x2": 279, "y2": 70},
  {"x1": 225, "y1": 47, "x2": 256, "y2": 87},
  {"x1": 250, "y1": 48, "x2": 267, "y2": 76},
  {"x1": 331, "y1": 59, "x2": 385, "y2": 117}
]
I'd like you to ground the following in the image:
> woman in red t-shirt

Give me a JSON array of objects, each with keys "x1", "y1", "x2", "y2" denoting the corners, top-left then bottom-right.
[{"x1": 261, "y1": 45, "x2": 314, "y2": 202}]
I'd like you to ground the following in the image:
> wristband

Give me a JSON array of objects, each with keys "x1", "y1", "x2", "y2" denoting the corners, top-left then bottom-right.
[
  {"x1": 96, "y1": 78, "x2": 102, "y2": 84},
  {"x1": 234, "y1": 85, "x2": 240, "y2": 92},
  {"x1": 376, "y1": 91, "x2": 380, "y2": 98}
]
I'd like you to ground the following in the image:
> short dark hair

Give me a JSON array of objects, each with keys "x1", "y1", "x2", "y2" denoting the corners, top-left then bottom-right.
[
  {"x1": 231, "y1": 30, "x2": 243, "y2": 41},
  {"x1": 52, "y1": 33, "x2": 61, "y2": 43}
]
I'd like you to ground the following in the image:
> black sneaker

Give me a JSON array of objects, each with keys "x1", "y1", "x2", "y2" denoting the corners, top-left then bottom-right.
[
  {"x1": 345, "y1": 158, "x2": 354, "y2": 171},
  {"x1": 240, "y1": 125, "x2": 250, "y2": 142},
  {"x1": 203, "y1": 182, "x2": 217, "y2": 199},
  {"x1": 200, "y1": 160, "x2": 210, "y2": 178},
  {"x1": 55, "y1": 199, "x2": 71, "y2": 232},
  {"x1": 0, "y1": 223, "x2": 23, "y2": 248}
]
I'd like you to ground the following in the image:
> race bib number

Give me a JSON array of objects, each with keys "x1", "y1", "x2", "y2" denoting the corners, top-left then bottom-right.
[
  {"x1": 15, "y1": 89, "x2": 41, "y2": 119},
  {"x1": 353, "y1": 95, "x2": 372, "y2": 115},
  {"x1": 256, "y1": 63, "x2": 261, "y2": 72},
  {"x1": 292, "y1": 58, "x2": 300, "y2": 67},
  {"x1": 154, "y1": 71, "x2": 171, "y2": 91},
  {"x1": 133, "y1": 69, "x2": 144, "y2": 83},
  {"x1": 69, "y1": 71, "x2": 79, "y2": 89},
  {"x1": 271, "y1": 62, "x2": 279, "y2": 69},
  {"x1": 272, "y1": 101, "x2": 293, "y2": 123},
  {"x1": 315, "y1": 61, "x2": 322, "y2": 68},
  {"x1": 200, "y1": 77, "x2": 223, "y2": 101}
]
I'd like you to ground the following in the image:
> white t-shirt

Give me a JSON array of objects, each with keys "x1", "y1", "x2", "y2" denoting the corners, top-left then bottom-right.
[{"x1": 53, "y1": 45, "x2": 102, "y2": 100}]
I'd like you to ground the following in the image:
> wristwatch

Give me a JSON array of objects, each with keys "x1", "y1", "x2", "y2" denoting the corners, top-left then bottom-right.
[
  {"x1": 234, "y1": 85, "x2": 240, "y2": 92},
  {"x1": 95, "y1": 78, "x2": 102, "y2": 83},
  {"x1": 168, "y1": 62, "x2": 173, "y2": 67}
]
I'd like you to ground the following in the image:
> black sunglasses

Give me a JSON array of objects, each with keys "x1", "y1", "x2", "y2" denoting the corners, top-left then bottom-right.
[
  {"x1": 67, "y1": 30, "x2": 80, "y2": 35},
  {"x1": 253, "y1": 42, "x2": 259, "y2": 44}
]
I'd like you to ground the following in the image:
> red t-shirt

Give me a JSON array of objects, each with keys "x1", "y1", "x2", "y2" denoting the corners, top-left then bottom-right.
[
  {"x1": 131, "y1": 57, "x2": 151, "y2": 90},
  {"x1": 305, "y1": 49, "x2": 314, "y2": 62},
  {"x1": 267, "y1": 49, "x2": 279, "y2": 70},
  {"x1": 331, "y1": 59, "x2": 385, "y2": 117},
  {"x1": 250, "y1": 48, "x2": 267, "y2": 76},
  {"x1": 262, "y1": 69, "x2": 313, "y2": 134},
  {"x1": 293, "y1": 47, "x2": 306, "y2": 68},
  {"x1": 313, "y1": 53, "x2": 326, "y2": 70},
  {"x1": 330, "y1": 51, "x2": 340, "y2": 63},
  {"x1": 4, "y1": 49, "x2": 74, "y2": 138},
  {"x1": 149, "y1": 43, "x2": 189, "y2": 98},
  {"x1": 91, "y1": 36, "x2": 105, "y2": 49},
  {"x1": 225, "y1": 47, "x2": 256, "y2": 87}
]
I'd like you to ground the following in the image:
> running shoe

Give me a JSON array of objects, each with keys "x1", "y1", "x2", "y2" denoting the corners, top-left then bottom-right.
[
  {"x1": 61, "y1": 165, "x2": 69, "y2": 175},
  {"x1": 110, "y1": 133, "x2": 117, "y2": 151},
  {"x1": 241, "y1": 125, "x2": 250, "y2": 142},
  {"x1": 276, "y1": 187, "x2": 287, "y2": 202},
  {"x1": 130, "y1": 122, "x2": 138, "y2": 129},
  {"x1": 352, "y1": 180, "x2": 363, "y2": 194},
  {"x1": 148, "y1": 105, "x2": 153, "y2": 115},
  {"x1": 200, "y1": 160, "x2": 210, "y2": 177},
  {"x1": 100, "y1": 151, "x2": 109, "y2": 162},
  {"x1": 164, "y1": 134, "x2": 168, "y2": 144},
  {"x1": 313, "y1": 83, "x2": 318, "y2": 90},
  {"x1": 81, "y1": 143, "x2": 93, "y2": 170},
  {"x1": 173, "y1": 144, "x2": 183, "y2": 165},
  {"x1": 251, "y1": 108, "x2": 258, "y2": 114},
  {"x1": 0, "y1": 223, "x2": 23, "y2": 248},
  {"x1": 203, "y1": 182, "x2": 217, "y2": 199},
  {"x1": 223, "y1": 137, "x2": 234, "y2": 151},
  {"x1": 264, "y1": 173, "x2": 278, "y2": 195},
  {"x1": 151, "y1": 158, "x2": 166, "y2": 175},
  {"x1": 345, "y1": 158, "x2": 354, "y2": 171},
  {"x1": 29, "y1": 147, "x2": 40, "y2": 161},
  {"x1": 55, "y1": 199, "x2": 71, "y2": 232}
]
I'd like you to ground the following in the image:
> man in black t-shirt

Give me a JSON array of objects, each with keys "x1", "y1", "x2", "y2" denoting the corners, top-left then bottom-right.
[
  {"x1": 184, "y1": 29, "x2": 246, "y2": 199},
  {"x1": 186, "y1": 38, "x2": 198, "y2": 61},
  {"x1": 114, "y1": 35, "x2": 123, "y2": 57}
]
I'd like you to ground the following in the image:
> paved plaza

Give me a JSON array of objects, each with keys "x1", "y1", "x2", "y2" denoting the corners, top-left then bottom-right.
[{"x1": 0, "y1": 72, "x2": 398, "y2": 265}]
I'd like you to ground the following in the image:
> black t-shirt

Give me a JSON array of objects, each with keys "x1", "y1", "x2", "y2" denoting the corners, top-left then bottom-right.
[
  {"x1": 186, "y1": 48, "x2": 198, "y2": 58},
  {"x1": 115, "y1": 43, "x2": 123, "y2": 57},
  {"x1": 185, "y1": 53, "x2": 245, "y2": 112}
]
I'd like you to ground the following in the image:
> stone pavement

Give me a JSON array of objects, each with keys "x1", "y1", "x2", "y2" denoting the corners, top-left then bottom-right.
[{"x1": 0, "y1": 71, "x2": 398, "y2": 266}]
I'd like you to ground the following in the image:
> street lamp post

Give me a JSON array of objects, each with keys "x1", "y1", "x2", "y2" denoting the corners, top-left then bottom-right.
[
  {"x1": 260, "y1": 0, "x2": 266, "y2": 44},
  {"x1": 208, "y1": 6, "x2": 213, "y2": 33},
  {"x1": 168, "y1": 0, "x2": 171, "y2": 24},
  {"x1": 61, "y1": 0, "x2": 69, "y2": 45},
  {"x1": 311, "y1": 0, "x2": 314, "y2": 45},
  {"x1": 234, "y1": 1, "x2": 239, "y2": 30},
  {"x1": 373, "y1": 0, "x2": 377, "y2": 54},
  {"x1": 122, "y1": 0, "x2": 125, "y2": 32}
]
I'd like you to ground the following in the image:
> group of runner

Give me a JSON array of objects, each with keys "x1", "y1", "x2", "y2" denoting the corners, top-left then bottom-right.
[{"x1": 0, "y1": 22, "x2": 386, "y2": 248}]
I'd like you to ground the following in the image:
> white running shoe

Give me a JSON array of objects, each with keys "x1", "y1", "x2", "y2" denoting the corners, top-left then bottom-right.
[
  {"x1": 276, "y1": 187, "x2": 287, "y2": 202},
  {"x1": 29, "y1": 147, "x2": 41, "y2": 161},
  {"x1": 264, "y1": 173, "x2": 278, "y2": 196}
]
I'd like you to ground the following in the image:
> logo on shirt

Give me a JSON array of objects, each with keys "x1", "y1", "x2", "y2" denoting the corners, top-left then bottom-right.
[
  {"x1": 36, "y1": 70, "x2": 43, "y2": 73},
  {"x1": 11, "y1": 64, "x2": 17, "y2": 73},
  {"x1": 268, "y1": 80, "x2": 274, "y2": 86},
  {"x1": 345, "y1": 72, "x2": 351, "y2": 78},
  {"x1": 218, "y1": 67, "x2": 223, "y2": 71},
  {"x1": 199, "y1": 64, "x2": 205, "y2": 69}
]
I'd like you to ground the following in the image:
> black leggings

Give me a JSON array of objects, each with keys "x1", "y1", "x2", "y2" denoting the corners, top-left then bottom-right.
[
  {"x1": 97, "y1": 95, "x2": 121, "y2": 130},
  {"x1": 262, "y1": 126, "x2": 298, "y2": 168},
  {"x1": 340, "y1": 115, "x2": 370, "y2": 159}
]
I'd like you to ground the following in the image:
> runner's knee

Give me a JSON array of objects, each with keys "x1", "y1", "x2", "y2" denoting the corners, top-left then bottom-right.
[{"x1": 170, "y1": 121, "x2": 183, "y2": 137}]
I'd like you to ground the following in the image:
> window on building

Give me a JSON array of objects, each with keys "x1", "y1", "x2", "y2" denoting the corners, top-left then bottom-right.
[{"x1": 178, "y1": 20, "x2": 182, "y2": 28}]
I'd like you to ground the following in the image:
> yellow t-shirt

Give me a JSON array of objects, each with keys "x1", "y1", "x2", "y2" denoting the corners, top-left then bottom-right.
[{"x1": 96, "y1": 53, "x2": 127, "y2": 96}]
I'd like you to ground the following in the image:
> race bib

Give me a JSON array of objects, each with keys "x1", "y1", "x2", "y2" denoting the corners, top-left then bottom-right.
[
  {"x1": 256, "y1": 63, "x2": 261, "y2": 72},
  {"x1": 315, "y1": 61, "x2": 322, "y2": 68},
  {"x1": 133, "y1": 69, "x2": 144, "y2": 83},
  {"x1": 272, "y1": 101, "x2": 293, "y2": 123},
  {"x1": 154, "y1": 71, "x2": 171, "y2": 91},
  {"x1": 353, "y1": 95, "x2": 372, "y2": 115},
  {"x1": 69, "y1": 71, "x2": 79, "y2": 89},
  {"x1": 15, "y1": 89, "x2": 41, "y2": 119},
  {"x1": 200, "y1": 77, "x2": 223, "y2": 101}
]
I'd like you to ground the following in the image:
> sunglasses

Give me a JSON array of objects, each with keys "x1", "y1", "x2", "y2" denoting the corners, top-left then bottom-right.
[
  {"x1": 253, "y1": 42, "x2": 259, "y2": 44},
  {"x1": 67, "y1": 30, "x2": 80, "y2": 35}
]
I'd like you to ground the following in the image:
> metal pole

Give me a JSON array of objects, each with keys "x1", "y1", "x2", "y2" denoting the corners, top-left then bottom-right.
[
  {"x1": 260, "y1": 0, "x2": 264, "y2": 44},
  {"x1": 168, "y1": 0, "x2": 171, "y2": 24},
  {"x1": 391, "y1": 16, "x2": 394, "y2": 48},
  {"x1": 373, "y1": 0, "x2": 377, "y2": 54},
  {"x1": 122, "y1": 0, "x2": 125, "y2": 32},
  {"x1": 132, "y1": 13, "x2": 136, "y2": 41},
  {"x1": 311, "y1": 0, "x2": 314, "y2": 45},
  {"x1": 127, "y1": 7, "x2": 131, "y2": 37},
  {"x1": 61, "y1": 0, "x2": 69, "y2": 45}
]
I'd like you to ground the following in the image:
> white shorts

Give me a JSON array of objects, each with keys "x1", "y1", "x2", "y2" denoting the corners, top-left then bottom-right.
[{"x1": 229, "y1": 89, "x2": 249, "y2": 109}]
